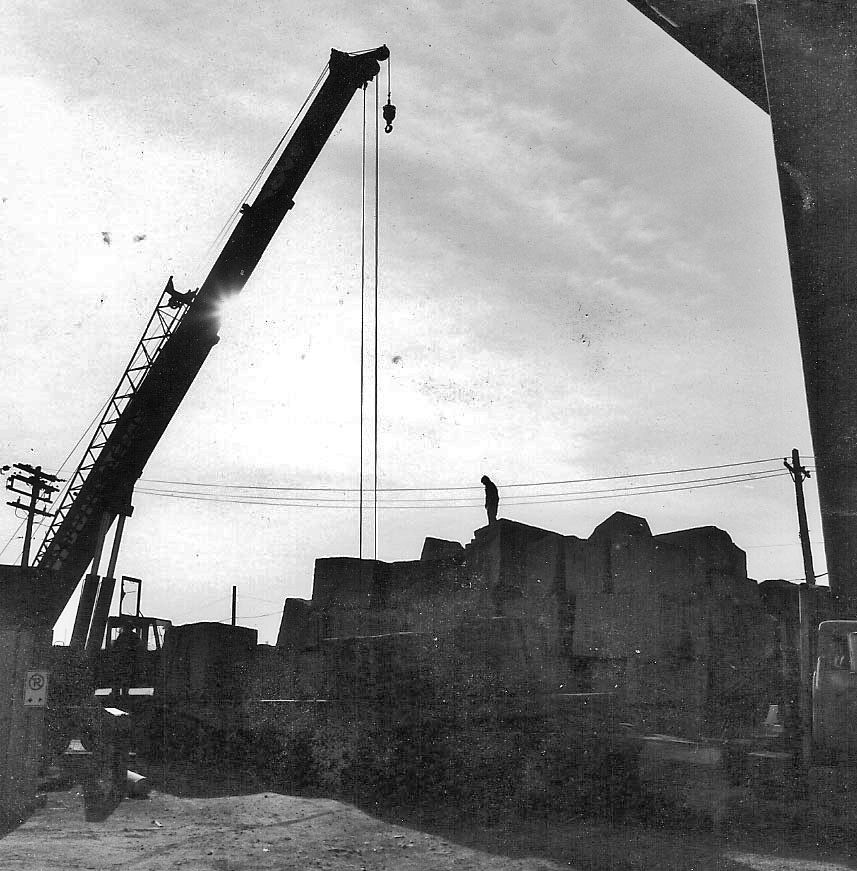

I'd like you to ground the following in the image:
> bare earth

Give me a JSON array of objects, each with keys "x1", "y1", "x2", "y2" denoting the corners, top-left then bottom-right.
[{"x1": 3, "y1": 784, "x2": 856, "y2": 871}]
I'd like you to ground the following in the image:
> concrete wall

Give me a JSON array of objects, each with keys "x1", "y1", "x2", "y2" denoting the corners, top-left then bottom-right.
[
  {"x1": 274, "y1": 515, "x2": 787, "y2": 737},
  {"x1": 276, "y1": 598, "x2": 314, "y2": 651},
  {"x1": 0, "y1": 626, "x2": 52, "y2": 828},
  {"x1": 0, "y1": 566, "x2": 55, "y2": 828}
]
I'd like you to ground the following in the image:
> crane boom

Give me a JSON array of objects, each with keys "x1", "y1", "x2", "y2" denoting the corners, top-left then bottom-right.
[{"x1": 35, "y1": 47, "x2": 389, "y2": 619}]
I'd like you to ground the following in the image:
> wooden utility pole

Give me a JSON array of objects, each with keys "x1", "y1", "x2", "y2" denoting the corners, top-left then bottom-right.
[
  {"x1": 785, "y1": 449, "x2": 817, "y2": 587},
  {"x1": 231, "y1": 586, "x2": 237, "y2": 627},
  {"x1": 784, "y1": 448, "x2": 816, "y2": 765},
  {"x1": 5, "y1": 464, "x2": 60, "y2": 567}
]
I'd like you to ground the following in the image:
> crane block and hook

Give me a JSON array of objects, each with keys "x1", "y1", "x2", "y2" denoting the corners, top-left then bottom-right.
[
  {"x1": 357, "y1": 44, "x2": 396, "y2": 133},
  {"x1": 383, "y1": 100, "x2": 396, "y2": 134}
]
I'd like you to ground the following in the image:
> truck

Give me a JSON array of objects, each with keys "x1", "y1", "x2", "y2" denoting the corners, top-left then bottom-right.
[{"x1": 813, "y1": 620, "x2": 857, "y2": 762}]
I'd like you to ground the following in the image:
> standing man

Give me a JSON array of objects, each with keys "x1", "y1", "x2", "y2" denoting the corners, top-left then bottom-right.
[
  {"x1": 481, "y1": 475, "x2": 499, "y2": 525},
  {"x1": 111, "y1": 619, "x2": 143, "y2": 699}
]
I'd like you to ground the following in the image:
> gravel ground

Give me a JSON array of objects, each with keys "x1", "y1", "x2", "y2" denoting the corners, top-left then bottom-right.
[{"x1": 2, "y1": 781, "x2": 856, "y2": 871}]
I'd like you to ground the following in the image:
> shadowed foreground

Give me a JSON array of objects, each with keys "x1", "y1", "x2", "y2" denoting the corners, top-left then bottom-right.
[{"x1": 2, "y1": 777, "x2": 855, "y2": 871}]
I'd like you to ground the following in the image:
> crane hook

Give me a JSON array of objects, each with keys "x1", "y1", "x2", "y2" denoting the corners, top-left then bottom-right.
[{"x1": 382, "y1": 99, "x2": 396, "y2": 134}]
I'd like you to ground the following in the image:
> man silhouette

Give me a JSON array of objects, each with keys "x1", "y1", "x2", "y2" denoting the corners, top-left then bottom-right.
[
  {"x1": 111, "y1": 620, "x2": 143, "y2": 699},
  {"x1": 481, "y1": 475, "x2": 499, "y2": 525}
]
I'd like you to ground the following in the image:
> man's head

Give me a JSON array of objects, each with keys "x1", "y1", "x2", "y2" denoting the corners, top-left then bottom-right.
[{"x1": 481, "y1": 475, "x2": 490, "y2": 484}]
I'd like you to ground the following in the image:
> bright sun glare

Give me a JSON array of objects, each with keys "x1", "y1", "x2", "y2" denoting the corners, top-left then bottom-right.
[{"x1": 214, "y1": 292, "x2": 242, "y2": 326}]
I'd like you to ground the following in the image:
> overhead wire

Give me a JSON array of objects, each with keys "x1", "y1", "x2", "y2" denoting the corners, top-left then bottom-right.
[
  {"x1": 137, "y1": 456, "x2": 791, "y2": 494},
  {"x1": 783, "y1": 571, "x2": 829, "y2": 582},
  {"x1": 138, "y1": 467, "x2": 785, "y2": 502},
  {"x1": 227, "y1": 609, "x2": 281, "y2": 621},
  {"x1": 133, "y1": 467, "x2": 790, "y2": 509},
  {"x1": 239, "y1": 593, "x2": 285, "y2": 605},
  {"x1": 0, "y1": 395, "x2": 114, "y2": 560},
  {"x1": 0, "y1": 519, "x2": 25, "y2": 559},
  {"x1": 2, "y1": 456, "x2": 806, "y2": 552}
]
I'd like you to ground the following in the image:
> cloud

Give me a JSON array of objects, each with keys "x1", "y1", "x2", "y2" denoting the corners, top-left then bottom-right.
[{"x1": 3, "y1": 0, "x2": 817, "y2": 640}]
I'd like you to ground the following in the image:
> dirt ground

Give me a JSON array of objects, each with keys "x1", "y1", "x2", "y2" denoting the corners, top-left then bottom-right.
[{"x1": 3, "y1": 774, "x2": 857, "y2": 871}]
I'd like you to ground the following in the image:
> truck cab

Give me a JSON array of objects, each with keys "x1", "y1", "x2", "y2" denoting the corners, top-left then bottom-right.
[
  {"x1": 94, "y1": 615, "x2": 172, "y2": 700},
  {"x1": 813, "y1": 620, "x2": 857, "y2": 760}
]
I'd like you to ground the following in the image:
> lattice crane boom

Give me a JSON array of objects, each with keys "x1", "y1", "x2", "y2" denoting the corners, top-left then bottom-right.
[{"x1": 34, "y1": 46, "x2": 389, "y2": 620}]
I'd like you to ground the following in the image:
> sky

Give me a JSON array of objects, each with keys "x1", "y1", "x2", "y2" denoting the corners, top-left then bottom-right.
[{"x1": 1, "y1": 0, "x2": 823, "y2": 645}]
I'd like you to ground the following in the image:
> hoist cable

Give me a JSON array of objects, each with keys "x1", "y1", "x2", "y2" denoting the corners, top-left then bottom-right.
[
  {"x1": 374, "y1": 75, "x2": 380, "y2": 560},
  {"x1": 359, "y1": 84, "x2": 367, "y2": 560}
]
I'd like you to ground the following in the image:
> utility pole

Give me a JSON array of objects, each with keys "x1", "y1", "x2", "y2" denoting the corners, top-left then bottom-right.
[
  {"x1": 5, "y1": 464, "x2": 60, "y2": 567},
  {"x1": 784, "y1": 448, "x2": 816, "y2": 765},
  {"x1": 785, "y1": 448, "x2": 817, "y2": 587},
  {"x1": 231, "y1": 586, "x2": 237, "y2": 627}
]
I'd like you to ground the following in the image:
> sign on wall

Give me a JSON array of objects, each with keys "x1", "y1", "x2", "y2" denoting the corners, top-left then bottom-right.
[{"x1": 23, "y1": 670, "x2": 48, "y2": 706}]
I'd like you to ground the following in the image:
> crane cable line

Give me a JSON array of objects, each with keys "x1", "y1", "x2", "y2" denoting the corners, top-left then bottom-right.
[
  {"x1": 357, "y1": 73, "x2": 382, "y2": 558},
  {"x1": 6, "y1": 62, "x2": 331, "y2": 565},
  {"x1": 200, "y1": 61, "x2": 330, "y2": 278},
  {"x1": 374, "y1": 73, "x2": 381, "y2": 560},
  {"x1": 27, "y1": 64, "x2": 333, "y2": 565},
  {"x1": 358, "y1": 81, "x2": 367, "y2": 559}
]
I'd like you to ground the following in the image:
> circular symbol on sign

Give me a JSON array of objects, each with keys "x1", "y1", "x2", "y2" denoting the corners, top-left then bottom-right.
[{"x1": 28, "y1": 673, "x2": 45, "y2": 691}]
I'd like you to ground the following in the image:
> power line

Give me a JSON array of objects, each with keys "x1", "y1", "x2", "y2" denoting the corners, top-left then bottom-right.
[
  {"x1": 239, "y1": 594, "x2": 284, "y2": 605},
  {"x1": 780, "y1": 571, "x2": 829, "y2": 583},
  {"x1": 213, "y1": 609, "x2": 282, "y2": 623},
  {"x1": 134, "y1": 469, "x2": 789, "y2": 509},
  {"x1": 137, "y1": 456, "x2": 788, "y2": 494},
  {"x1": 2, "y1": 456, "x2": 795, "y2": 554},
  {"x1": 21, "y1": 396, "x2": 114, "y2": 556},
  {"x1": 137, "y1": 468, "x2": 785, "y2": 503},
  {"x1": 745, "y1": 539, "x2": 825, "y2": 549},
  {"x1": 0, "y1": 518, "x2": 26, "y2": 559}
]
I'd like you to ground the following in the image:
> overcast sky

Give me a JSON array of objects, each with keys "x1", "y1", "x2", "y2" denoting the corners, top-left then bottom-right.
[{"x1": 2, "y1": 1, "x2": 822, "y2": 644}]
